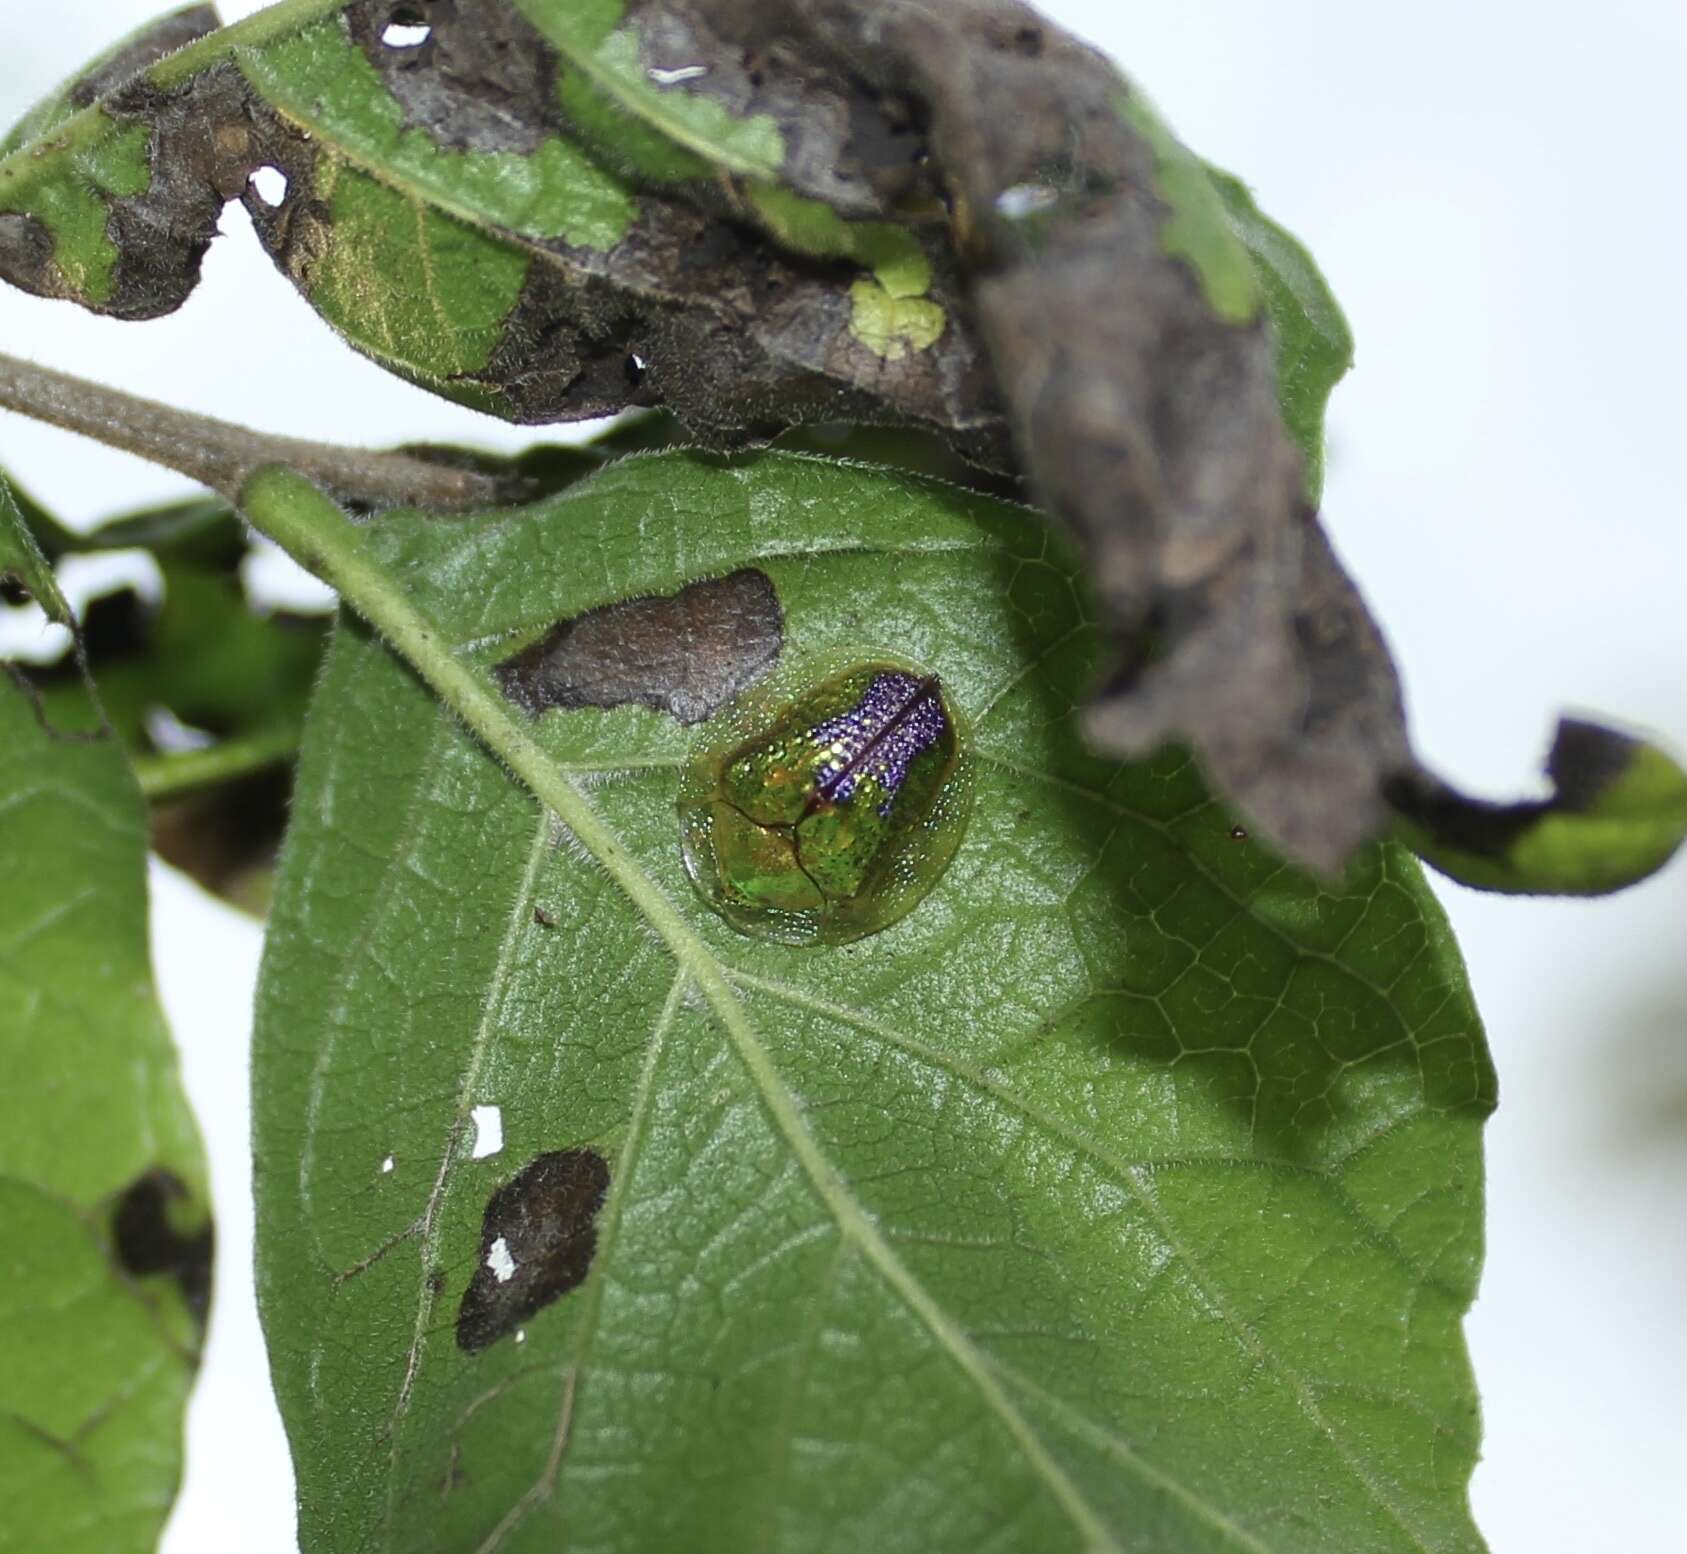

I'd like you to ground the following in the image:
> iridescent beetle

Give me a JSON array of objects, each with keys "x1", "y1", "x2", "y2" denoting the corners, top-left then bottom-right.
[{"x1": 678, "y1": 657, "x2": 974, "y2": 944}]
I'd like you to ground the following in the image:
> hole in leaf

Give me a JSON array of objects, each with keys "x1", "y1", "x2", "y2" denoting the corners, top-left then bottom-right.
[
  {"x1": 469, "y1": 1104, "x2": 503, "y2": 1160},
  {"x1": 144, "y1": 705, "x2": 216, "y2": 754},
  {"x1": 381, "y1": 7, "x2": 431, "y2": 48},
  {"x1": 0, "y1": 601, "x2": 70, "y2": 664},
  {"x1": 455, "y1": 1149, "x2": 610, "y2": 1352},
  {"x1": 249, "y1": 165, "x2": 289, "y2": 208}
]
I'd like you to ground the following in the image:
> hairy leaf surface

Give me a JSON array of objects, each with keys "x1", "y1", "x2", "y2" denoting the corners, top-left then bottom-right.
[
  {"x1": 255, "y1": 451, "x2": 1494, "y2": 1554},
  {"x1": 0, "y1": 669, "x2": 210, "y2": 1554}
]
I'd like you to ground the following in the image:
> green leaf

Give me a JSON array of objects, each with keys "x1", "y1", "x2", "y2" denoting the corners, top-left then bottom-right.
[
  {"x1": 0, "y1": 671, "x2": 210, "y2": 1554},
  {"x1": 76, "y1": 495, "x2": 241, "y2": 560},
  {"x1": 35, "y1": 549, "x2": 324, "y2": 775},
  {"x1": 252, "y1": 452, "x2": 1494, "y2": 1554},
  {"x1": 14, "y1": 483, "x2": 325, "y2": 795}
]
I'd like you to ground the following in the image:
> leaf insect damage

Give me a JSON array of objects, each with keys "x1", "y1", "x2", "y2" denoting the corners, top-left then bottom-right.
[
  {"x1": 0, "y1": 0, "x2": 1680, "y2": 889},
  {"x1": 111, "y1": 1166, "x2": 215, "y2": 1327},
  {"x1": 455, "y1": 1148, "x2": 611, "y2": 1354},
  {"x1": 495, "y1": 566, "x2": 782, "y2": 724}
]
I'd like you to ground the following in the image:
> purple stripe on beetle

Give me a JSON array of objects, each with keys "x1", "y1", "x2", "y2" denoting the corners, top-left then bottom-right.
[{"x1": 809, "y1": 672, "x2": 949, "y2": 815}]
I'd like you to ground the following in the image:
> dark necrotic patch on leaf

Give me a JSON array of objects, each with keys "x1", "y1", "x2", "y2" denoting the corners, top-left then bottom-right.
[
  {"x1": 96, "y1": 63, "x2": 272, "y2": 320},
  {"x1": 111, "y1": 1167, "x2": 213, "y2": 1325},
  {"x1": 0, "y1": 213, "x2": 56, "y2": 298},
  {"x1": 344, "y1": 0, "x2": 561, "y2": 155},
  {"x1": 67, "y1": 4, "x2": 222, "y2": 110},
  {"x1": 461, "y1": 200, "x2": 1007, "y2": 461},
  {"x1": 494, "y1": 567, "x2": 782, "y2": 724},
  {"x1": 617, "y1": 0, "x2": 939, "y2": 218},
  {"x1": 455, "y1": 1148, "x2": 610, "y2": 1354}
]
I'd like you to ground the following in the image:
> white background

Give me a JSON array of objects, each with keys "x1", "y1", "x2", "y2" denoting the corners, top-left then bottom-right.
[{"x1": 3, "y1": 3, "x2": 1684, "y2": 1550}]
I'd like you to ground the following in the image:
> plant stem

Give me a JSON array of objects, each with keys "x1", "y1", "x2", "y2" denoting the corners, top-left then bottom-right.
[
  {"x1": 0, "y1": 352, "x2": 519, "y2": 512},
  {"x1": 134, "y1": 721, "x2": 300, "y2": 801}
]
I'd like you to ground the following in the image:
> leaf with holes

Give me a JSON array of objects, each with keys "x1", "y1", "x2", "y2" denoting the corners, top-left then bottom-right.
[
  {"x1": 0, "y1": 665, "x2": 211, "y2": 1554},
  {"x1": 254, "y1": 450, "x2": 1494, "y2": 1554},
  {"x1": 0, "y1": 0, "x2": 1001, "y2": 459}
]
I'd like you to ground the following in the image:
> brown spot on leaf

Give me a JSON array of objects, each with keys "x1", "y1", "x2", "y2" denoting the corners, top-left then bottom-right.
[
  {"x1": 456, "y1": 1148, "x2": 610, "y2": 1353},
  {"x1": 94, "y1": 63, "x2": 270, "y2": 319},
  {"x1": 615, "y1": 0, "x2": 939, "y2": 218},
  {"x1": 0, "y1": 214, "x2": 57, "y2": 301},
  {"x1": 495, "y1": 567, "x2": 782, "y2": 724},
  {"x1": 111, "y1": 1168, "x2": 213, "y2": 1326},
  {"x1": 346, "y1": 1, "x2": 561, "y2": 155}
]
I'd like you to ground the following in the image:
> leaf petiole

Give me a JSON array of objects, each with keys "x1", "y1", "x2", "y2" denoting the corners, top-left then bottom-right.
[{"x1": 133, "y1": 720, "x2": 301, "y2": 800}]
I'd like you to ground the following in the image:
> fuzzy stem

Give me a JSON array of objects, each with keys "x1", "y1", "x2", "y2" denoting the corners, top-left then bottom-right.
[
  {"x1": 0, "y1": 351, "x2": 518, "y2": 511},
  {"x1": 134, "y1": 721, "x2": 301, "y2": 800}
]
